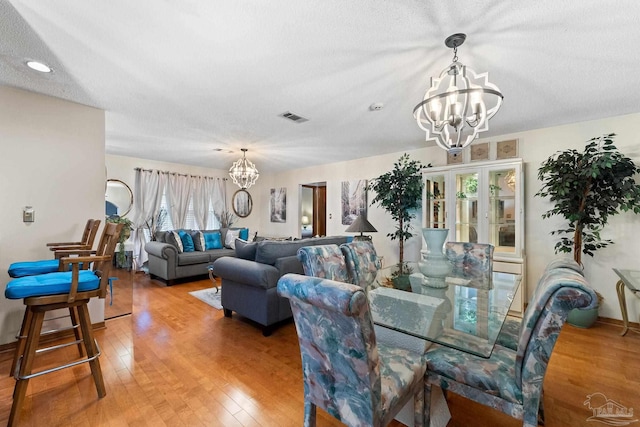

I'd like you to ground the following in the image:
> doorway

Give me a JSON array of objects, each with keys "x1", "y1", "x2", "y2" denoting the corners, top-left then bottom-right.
[{"x1": 300, "y1": 182, "x2": 326, "y2": 237}]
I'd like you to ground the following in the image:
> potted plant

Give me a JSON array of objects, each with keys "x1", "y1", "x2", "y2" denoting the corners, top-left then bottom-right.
[
  {"x1": 368, "y1": 153, "x2": 424, "y2": 289},
  {"x1": 536, "y1": 133, "x2": 640, "y2": 326},
  {"x1": 106, "y1": 215, "x2": 134, "y2": 267}
]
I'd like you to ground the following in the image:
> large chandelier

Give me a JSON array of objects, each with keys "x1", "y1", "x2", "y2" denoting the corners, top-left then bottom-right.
[
  {"x1": 413, "y1": 33, "x2": 503, "y2": 155},
  {"x1": 229, "y1": 148, "x2": 259, "y2": 189}
]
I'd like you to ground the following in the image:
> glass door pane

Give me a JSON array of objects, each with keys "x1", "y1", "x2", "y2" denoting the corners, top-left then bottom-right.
[
  {"x1": 455, "y1": 172, "x2": 479, "y2": 242},
  {"x1": 425, "y1": 174, "x2": 447, "y2": 229},
  {"x1": 488, "y1": 168, "x2": 516, "y2": 253}
]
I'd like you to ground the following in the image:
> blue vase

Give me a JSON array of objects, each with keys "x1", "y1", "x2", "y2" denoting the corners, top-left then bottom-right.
[{"x1": 419, "y1": 228, "x2": 452, "y2": 288}]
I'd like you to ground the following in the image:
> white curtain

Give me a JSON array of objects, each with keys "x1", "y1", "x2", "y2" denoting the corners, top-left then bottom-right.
[
  {"x1": 132, "y1": 169, "x2": 166, "y2": 269},
  {"x1": 132, "y1": 169, "x2": 227, "y2": 270},
  {"x1": 212, "y1": 178, "x2": 227, "y2": 221},
  {"x1": 166, "y1": 173, "x2": 192, "y2": 229}
]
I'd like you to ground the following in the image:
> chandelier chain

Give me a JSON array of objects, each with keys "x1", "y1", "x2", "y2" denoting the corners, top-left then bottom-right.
[{"x1": 452, "y1": 45, "x2": 458, "y2": 63}]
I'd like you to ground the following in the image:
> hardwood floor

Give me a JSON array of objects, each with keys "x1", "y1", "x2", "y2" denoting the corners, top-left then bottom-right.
[{"x1": 1, "y1": 273, "x2": 639, "y2": 426}]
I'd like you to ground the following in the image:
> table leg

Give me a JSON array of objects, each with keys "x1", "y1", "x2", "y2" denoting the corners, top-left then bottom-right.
[
  {"x1": 616, "y1": 279, "x2": 629, "y2": 336},
  {"x1": 208, "y1": 268, "x2": 219, "y2": 293}
]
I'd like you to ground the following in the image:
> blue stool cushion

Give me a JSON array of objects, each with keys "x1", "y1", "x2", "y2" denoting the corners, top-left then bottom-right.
[
  {"x1": 8, "y1": 259, "x2": 62, "y2": 278},
  {"x1": 5, "y1": 270, "x2": 100, "y2": 299}
]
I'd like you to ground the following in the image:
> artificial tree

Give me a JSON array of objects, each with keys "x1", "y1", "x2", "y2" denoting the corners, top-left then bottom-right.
[
  {"x1": 536, "y1": 133, "x2": 640, "y2": 265},
  {"x1": 368, "y1": 153, "x2": 424, "y2": 273},
  {"x1": 106, "y1": 215, "x2": 134, "y2": 266}
]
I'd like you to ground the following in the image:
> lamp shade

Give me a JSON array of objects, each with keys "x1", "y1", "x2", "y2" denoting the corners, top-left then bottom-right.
[{"x1": 345, "y1": 215, "x2": 377, "y2": 234}]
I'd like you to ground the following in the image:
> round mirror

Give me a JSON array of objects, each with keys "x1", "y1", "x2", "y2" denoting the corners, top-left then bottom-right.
[
  {"x1": 105, "y1": 179, "x2": 133, "y2": 217},
  {"x1": 232, "y1": 189, "x2": 253, "y2": 218}
]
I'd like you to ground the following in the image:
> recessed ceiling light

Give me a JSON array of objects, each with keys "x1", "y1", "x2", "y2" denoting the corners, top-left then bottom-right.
[{"x1": 26, "y1": 60, "x2": 52, "y2": 73}]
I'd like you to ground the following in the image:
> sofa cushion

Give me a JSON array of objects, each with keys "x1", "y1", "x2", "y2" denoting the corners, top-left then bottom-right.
[
  {"x1": 255, "y1": 236, "x2": 349, "y2": 266},
  {"x1": 204, "y1": 231, "x2": 223, "y2": 250},
  {"x1": 166, "y1": 231, "x2": 184, "y2": 253},
  {"x1": 177, "y1": 251, "x2": 211, "y2": 266},
  {"x1": 235, "y1": 238, "x2": 257, "y2": 260},
  {"x1": 190, "y1": 230, "x2": 206, "y2": 251},
  {"x1": 178, "y1": 230, "x2": 195, "y2": 252},
  {"x1": 239, "y1": 228, "x2": 249, "y2": 241}
]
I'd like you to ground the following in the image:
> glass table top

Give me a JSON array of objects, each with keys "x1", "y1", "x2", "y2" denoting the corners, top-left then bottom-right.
[
  {"x1": 613, "y1": 268, "x2": 640, "y2": 292},
  {"x1": 366, "y1": 262, "x2": 521, "y2": 358}
]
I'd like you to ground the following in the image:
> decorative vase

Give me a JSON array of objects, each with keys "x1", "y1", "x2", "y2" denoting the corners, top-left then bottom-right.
[
  {"x1": 567, "y1": 306, "x2": 599, "y2": 329},
  {"x1": 418, "y1": 228, "x2": 452, "y2": 288}
]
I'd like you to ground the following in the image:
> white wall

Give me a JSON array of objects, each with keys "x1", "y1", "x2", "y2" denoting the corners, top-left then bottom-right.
[{"x1": 0, "y1": 86, "x2": 105, "y2": 345}]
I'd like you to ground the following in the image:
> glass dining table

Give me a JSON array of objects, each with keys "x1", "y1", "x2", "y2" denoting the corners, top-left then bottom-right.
[{"x1": 366, "y1": 262, "x2": 522, "y2": 358}]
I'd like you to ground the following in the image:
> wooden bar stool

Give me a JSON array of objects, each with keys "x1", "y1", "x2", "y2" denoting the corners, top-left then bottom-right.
[{"x1": 4, "y1": 222, "x2": 122, "y2": 426}]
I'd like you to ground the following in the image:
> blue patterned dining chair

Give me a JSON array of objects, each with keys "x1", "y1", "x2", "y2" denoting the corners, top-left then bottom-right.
[
  {"x1": 277, "y1": 273, "x2": 425, "y2": 427},
  {"x1": 423, "y1": 266, "x2": 597, "y2": 427},
  {"x1": 495, "y1": 257, "x2": 585, "y2": 351},
  {"x1": 340, "y1": 240, "x2": 380, "y2": 288},
  {"x1": 4, "y1": 222, "x2": 122, "y2": 427},
  {"x1": 297, "y1": 244, "x2": 351, "y2": 283},
  {"x1": 444, "y1": 242, "x2": 494, "y2": 289}
]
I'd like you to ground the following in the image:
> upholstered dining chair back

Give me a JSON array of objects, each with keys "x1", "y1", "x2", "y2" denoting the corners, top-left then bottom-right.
[
  {"x1": 424, "y1": 264, "x2": 597, "y2": 427},
  {"x1": 496, "y1": 257, "x2": 584, "y2": 350},
  {"x1": 444, "y1": 242, "x2": 494, "y2": 288},
  {"x1": 340, "y1": 240, "x2": 380, "y2": 288},
  {"x1": 277, "y1": 273, "x2": 425, "y2": 427},
  {"x1": 297, "y1": 244, "x2": 351, "y2": 283}
]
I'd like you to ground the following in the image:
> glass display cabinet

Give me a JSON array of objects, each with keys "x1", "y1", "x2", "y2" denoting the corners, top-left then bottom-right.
[{"x1": 423, "y1": 159, "x2": 526, "y2": 316}]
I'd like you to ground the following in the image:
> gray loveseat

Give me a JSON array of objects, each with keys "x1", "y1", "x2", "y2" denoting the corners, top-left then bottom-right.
[
  {"x1": 211, "y1": 235, "x2": 350, "y2": 336},
  {"x1": 145, "y1": 229, "x2": 238, "y2": 285}
]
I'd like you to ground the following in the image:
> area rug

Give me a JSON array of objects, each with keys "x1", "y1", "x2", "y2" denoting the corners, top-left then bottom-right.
[{"x1": 189, "y1": 287, "x2": 222, "y2": 310}]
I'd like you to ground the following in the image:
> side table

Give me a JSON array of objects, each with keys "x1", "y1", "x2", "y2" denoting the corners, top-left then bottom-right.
[
  {"x1": 613, "y1": 268, "x2": 640, "y2": 336},
  {"x1": 207, "y1": 265, "x2": 220, "y2": 293}
]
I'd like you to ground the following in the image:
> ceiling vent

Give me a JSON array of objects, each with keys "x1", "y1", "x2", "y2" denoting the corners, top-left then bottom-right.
[{"x1": 280, "y1": 111, "x2": 309, "y2": 123}]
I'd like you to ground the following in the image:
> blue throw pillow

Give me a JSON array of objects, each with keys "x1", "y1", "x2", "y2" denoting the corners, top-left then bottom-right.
[
  {"x1": 178, "y1": 230, "x2": 195, "y2": 252},
  {"x1": 204, "y1": 232, "x2": 223, "y2": 250},
  {"x1": 239, "y1": 228, "x2": 249, "y2": 241}
]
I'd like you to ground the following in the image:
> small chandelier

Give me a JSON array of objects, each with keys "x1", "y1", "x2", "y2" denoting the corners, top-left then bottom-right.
[
  {"x1": 229, "y1": 148, "x2": 259, "y2": 189},
  {"x1": 413, "y1": 33, "x2": 504, "y2": 155}
]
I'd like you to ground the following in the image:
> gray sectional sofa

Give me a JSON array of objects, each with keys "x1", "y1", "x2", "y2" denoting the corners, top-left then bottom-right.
[
  {"x1": 211, "y1": 235, "x2": 350, "y2": 336},
  {"x1": 145, "y1": 229, "x2": 237, "y2": 285}
]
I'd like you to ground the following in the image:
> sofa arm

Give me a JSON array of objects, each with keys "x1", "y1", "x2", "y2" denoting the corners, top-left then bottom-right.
[
  {"x1": 212, "y1": 257, "x2": 280, "y2": 289},
  {"x1": 275, "y1": 255, "x2": 304, "y2": 276},
  {"x1": 145, "y1": 241, "x2": 178, "y2": 260}
]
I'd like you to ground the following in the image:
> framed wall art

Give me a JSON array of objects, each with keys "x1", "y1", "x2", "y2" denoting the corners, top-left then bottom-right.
[
  {"x1": 270, "y1": 187, "x2": 287, "y2": 222},
  {"x1": 341, "y1": 180, "x2": 367, "y2": 225},
  {"x1": 497, "y1": 139, "x2": 518, "y2": 159},
  {"x1": 470, "y1": 142, "x2": 489, "y2": 162}
]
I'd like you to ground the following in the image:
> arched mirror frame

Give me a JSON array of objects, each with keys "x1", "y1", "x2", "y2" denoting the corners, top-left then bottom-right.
[
  {"x1": 232, "y1": 189, "x2": 253, "y2": 218},
  {"x1": 105, "y1": 179, "x2": 134, "y2": 217}
]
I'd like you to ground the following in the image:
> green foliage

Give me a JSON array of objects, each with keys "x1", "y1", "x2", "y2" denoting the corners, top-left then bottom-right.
[
  {"x1": 368, "y1": 153, "x2": 424, "y2": 265},
  {"x1": 106, "y1": 216, "x2": 133, "y2": 266},
  {"x1": 536, "y1": 133, "x2": 640, "y2": 264}
]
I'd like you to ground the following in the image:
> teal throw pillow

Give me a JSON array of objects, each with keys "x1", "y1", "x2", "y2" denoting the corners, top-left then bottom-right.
[
  {"x1": 178, "y1": 230, "x2": 195, "y2": 252},
  {"x1": 204, "y1": 232, "x2": 223, "y2": 250},
  {"x1": 239, "y1": 228, "x2": 249, "y2": 241}
]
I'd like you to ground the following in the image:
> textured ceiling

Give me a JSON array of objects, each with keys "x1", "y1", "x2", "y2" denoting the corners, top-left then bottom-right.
[{"x1": 2, "y1": 1, "x2": 640, "y2": 172}]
